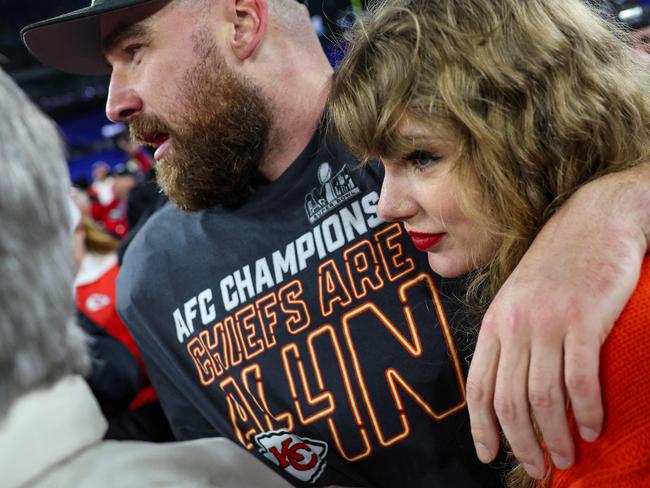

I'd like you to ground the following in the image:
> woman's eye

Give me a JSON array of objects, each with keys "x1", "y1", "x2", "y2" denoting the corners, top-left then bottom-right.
[{"x1": 403, "y1": 150, "x2": 443, "y2": 170}]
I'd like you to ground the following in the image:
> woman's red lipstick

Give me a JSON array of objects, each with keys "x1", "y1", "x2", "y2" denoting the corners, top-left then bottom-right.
[{"x1": 407, "y1": 231, "x2": 445, "y2": 252}]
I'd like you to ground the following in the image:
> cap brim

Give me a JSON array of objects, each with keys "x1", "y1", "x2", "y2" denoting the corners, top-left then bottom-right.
[{"x1": 21, "y1": 0, "x2": 168, "y2": 75}]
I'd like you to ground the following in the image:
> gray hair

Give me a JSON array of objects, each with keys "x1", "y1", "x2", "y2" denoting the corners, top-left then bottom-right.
[{"x1": 0, "y1": 68, "x2": 89, "y2": 420}]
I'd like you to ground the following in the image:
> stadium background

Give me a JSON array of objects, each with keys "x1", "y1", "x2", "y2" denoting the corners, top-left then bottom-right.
[{"x1": 0, "y1": 0, "x2": 646, "y2": 185}]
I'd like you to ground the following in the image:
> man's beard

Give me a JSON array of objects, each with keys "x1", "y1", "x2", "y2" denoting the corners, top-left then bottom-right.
[{"x1": 130, "y1": 37, "x2": 271, "y2": 211}]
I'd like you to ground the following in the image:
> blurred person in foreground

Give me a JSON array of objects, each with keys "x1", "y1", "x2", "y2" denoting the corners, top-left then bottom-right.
[
  {"x1": 330, "y1": 0, "x2": 650, "y2": 485},
  {"x1": 21, "y1": 0, "x2": 650, "y2": 486},
  {"x1": 0, "y1": 65, "x2": 292, "y2": 488}
]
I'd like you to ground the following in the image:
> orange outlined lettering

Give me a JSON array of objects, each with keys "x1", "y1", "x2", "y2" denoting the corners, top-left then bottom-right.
[
  {"x1": 241, "y1": 364, "x2": 294, "y2": 432},
  {"x1": 187, "y1": 337, "x2": 217, "y2": 386},
  {"x1": 184, "y1": 228, "x2": 469, "y2": 461},
  {"x1": 344, "y1": 240, "x2": 384, "y2": 299},
  {"x1": 236, "y1": 304, "x2": 265, "y2": 360},
  {"x1": 318, "y1": 259, "x2": 353, "y2": 317},
  {"x1": 212, "y1": 321, "x2": 230, "y2": 372},
  {"x1": 281, "y1": 343, "x2": 334, "y2": 425},
  {"x1": 224, "y1": 316, "x2": 244, "y2": 367},
  {"x1": 400, "y1": 273, "x2": 466, "y2": 403},
  {"x1": 221, "y1": 376, "x2": 265, "y2": 449},
  {"x1": 256, "y1": 293, "x2": 279, "y2": 349},
  {"x1": 374, "y1": 223, "x2": 415, "y2": 282},
  {"x1": 341, "y1": 273, "x2": 465, "y2": 447},
  {"x1": 279, "y1": 280, "x2": 311, "y2": 334},
  {"x1": 308, "y1": 325, "x2": 373, "y2": 462},
  {"x1": 199, "y1": 327, "x2": 225, "y2": 377}
]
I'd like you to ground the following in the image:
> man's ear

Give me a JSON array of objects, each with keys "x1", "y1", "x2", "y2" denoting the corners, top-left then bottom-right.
[{"x1": 225, "y1": 0, "x2": 268, "y2": 60}]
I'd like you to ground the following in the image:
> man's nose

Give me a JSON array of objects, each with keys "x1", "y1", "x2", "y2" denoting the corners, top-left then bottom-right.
[{"x1": 105, "y1": 75, "x2": 143, "y2": 123}]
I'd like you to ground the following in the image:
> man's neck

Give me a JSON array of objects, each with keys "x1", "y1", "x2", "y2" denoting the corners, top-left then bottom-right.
[{"x1": 257, "y1": 58, "x2": 334, "y2": 182}]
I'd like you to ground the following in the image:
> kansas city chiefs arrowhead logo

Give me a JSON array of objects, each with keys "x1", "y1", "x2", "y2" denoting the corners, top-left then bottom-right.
[
  {"x1": 85, "y1": 293, "x2": 111, "y2": 312},
  {"x1": 255, "y1": 430, "x2": 328, "y2": 483}
]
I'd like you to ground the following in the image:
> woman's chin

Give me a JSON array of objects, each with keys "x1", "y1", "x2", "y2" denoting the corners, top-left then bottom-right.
[{"x1": 427, "y1": 252, "x2": 471, "y2": 278}]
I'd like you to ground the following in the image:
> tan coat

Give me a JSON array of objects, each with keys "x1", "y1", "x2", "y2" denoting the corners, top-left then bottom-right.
[{"x1": 0, "y1": 376, "x2": 293, "y2": 488}]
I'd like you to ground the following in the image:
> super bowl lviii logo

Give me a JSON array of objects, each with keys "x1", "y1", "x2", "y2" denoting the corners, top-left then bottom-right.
[{"x1": 305, "y1": 162, "x2": 361, "y2": 224}]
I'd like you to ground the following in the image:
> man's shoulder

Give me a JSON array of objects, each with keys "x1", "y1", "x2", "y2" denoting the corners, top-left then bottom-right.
[
  {"x1": 117, "y1": 203, "x2": 195, "y2": 299},
  {"x1": 117, "y1": 202, "x2": 236, "y2": 305},
  {"x1": 122, "y1": 203, "x2": 191, "y2": 267},
  {"x1": 139, "y1": 200, "x2": 186, "y2": 238}
]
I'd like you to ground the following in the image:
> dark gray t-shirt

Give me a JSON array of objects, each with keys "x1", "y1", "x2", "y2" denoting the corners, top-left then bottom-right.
[{"x1": 117, "y1": 128, "x2": 503, "y2": 487}]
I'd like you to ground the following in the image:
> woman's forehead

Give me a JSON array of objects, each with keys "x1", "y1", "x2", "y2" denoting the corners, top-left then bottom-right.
[{"x1": 397, "y1": 117, "x2": 457, "y2": 147}]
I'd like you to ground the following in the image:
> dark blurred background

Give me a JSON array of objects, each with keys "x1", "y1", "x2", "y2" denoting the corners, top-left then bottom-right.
[{"x1": 1, "y1": 0, "x2": 647, "y2": 183}]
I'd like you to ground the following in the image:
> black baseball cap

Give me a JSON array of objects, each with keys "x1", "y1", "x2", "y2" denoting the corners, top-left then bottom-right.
[{"x1": 21, "y1": 0, "x2": 170, "y2": 75}]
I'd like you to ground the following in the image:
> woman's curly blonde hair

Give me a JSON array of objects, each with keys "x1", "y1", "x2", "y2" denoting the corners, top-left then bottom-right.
[{"x1": 329, "y1": 1, "x2": 650, "y2": 484}]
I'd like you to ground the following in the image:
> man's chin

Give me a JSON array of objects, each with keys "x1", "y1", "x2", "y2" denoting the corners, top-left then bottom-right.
[{"x1": 158, "y1": 176, "x2": 249, "y2": 212}]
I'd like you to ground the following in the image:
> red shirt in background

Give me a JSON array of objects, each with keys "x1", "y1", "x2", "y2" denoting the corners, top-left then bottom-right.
[{"x1": 76, "y1": 253, "x2": 156, "y2": 408}]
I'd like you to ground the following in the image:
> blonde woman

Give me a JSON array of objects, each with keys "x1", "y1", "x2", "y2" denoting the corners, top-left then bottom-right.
[{"x1": 330, "y1": 0, "x2": 650, "y2": 485}]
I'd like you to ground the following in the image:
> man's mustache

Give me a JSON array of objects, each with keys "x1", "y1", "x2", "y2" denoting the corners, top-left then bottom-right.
[{"x1": 129, "y1": 115, "x2": 177, "y2": 144}]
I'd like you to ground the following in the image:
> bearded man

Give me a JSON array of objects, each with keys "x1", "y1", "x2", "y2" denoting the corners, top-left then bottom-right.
[{"x1": 23, "y1": 1, "x2": 650, "y2": 486}]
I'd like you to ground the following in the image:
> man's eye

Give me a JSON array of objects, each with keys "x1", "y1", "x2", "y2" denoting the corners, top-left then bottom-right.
[
  {"x1": 124, "y1": 44, "x2": 143, "y2": 58},
  {"x1": 403, "y1": 150, "x2": 443, "y2": 170}
]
